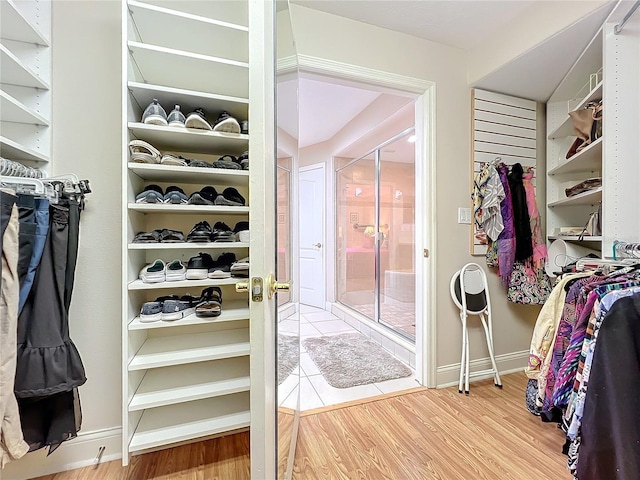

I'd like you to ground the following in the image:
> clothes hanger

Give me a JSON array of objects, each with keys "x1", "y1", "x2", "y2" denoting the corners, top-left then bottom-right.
[{"x1": 0, "y1": 175, "x2": 46, "y2": 195}]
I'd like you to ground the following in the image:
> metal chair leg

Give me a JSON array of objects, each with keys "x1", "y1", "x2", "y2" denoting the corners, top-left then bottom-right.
[{"x1": 458, "y1": 313, "x2": 466, "y2": 394}]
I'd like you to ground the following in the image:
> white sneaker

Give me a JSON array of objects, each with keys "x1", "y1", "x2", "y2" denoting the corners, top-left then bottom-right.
[
  {"x1": 237, "y1": 230, "x2": 250, "y2": 243},
  {"x1": 139, "y1": 259, "x2": 166, "y2": 283},
  {"x1": 165, "y1": 260, "x2": 186, "y2": 281}
]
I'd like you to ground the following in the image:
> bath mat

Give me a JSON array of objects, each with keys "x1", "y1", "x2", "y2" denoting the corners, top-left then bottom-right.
[
  {"x1": 302, "y1": 333, "x2": 412, "y2": 388},
  {"x1": 278, "y1": 334, "x2": 299, "y2": 385}
]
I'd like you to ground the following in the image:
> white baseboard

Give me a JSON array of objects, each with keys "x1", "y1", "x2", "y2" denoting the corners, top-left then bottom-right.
[
  {"x1": 3, "y1": 427, "x2": 122, "y2": 480},
  {"x1": 436, "y1": 350, "x2": 528, "y2": 388}
]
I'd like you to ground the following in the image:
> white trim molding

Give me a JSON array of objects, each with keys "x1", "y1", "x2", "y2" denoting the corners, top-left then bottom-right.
[
  {"x1": 3, "y1": 428, "x2": 122, "y2": 480},
  {"x1": 436, "y1": 350, "x2": 529, "y2": 389}
]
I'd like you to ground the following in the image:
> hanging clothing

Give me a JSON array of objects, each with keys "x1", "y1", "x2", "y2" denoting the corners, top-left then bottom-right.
[
  {"x1": 522, "y1": 171, "x2": 547, "y2": 270},
  {"x1": 496, "y1": 164, "x2": 516, "y2": 285},
  {"x1": 577, "y1": 295, "x2": 640, "y2": 480},
  {"x1": 18, "y1": 198, "x2": 49, "y2": 314},
  {"x1": 15, "y1": 200, "x2": 86, "y2": 453},
  {"x1": 472, "y1": 165, "x2": 505, "y2": 241},
  {"x1": 507, "y1": 163, "x2": 533, "y2": 262},
  {"x1": 0, "y1": 190, "x2": 30, "y2": 467}
]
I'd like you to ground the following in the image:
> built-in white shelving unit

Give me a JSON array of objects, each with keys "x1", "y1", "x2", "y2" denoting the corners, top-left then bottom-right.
[
  {"x1": 0, "y1": 0, "x2": 51, "y2": 169},
  {"x1": 122, "y1": 0, "x2": 251, "y2": 463},
  {"x1": 546, "y1": 6, "x2": 640, "y2": 256}
]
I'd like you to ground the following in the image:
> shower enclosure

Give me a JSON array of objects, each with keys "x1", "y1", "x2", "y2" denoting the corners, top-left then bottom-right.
[{"x1": 336, "y1": 129, "x2": 416, "y2": 340}]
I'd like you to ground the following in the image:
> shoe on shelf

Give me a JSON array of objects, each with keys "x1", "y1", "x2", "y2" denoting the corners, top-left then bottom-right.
[
  {"x1": 188, "y1": 186, "x2": 218, "y2": 206},
  {"x1": 135, "y1": 184, "x2": 164, "y2": 204},
  {"x1": 212, "y1": 154, "x2": 242, "y2": 170},
  {"x1": 195, "y1": 286, "x2": 223, "y2": 318},
  {"x1": 129, "y1": 140, "x2": 161, "y2": 164},
  {"x1": 208, "y1": 252, "x2": 237, "y2": 279},
  {"x1": 212, "y1": 221, "x2": 236, "y2": 242},
  {"x1": 187, "y1": 221, "x2": 213, "y2": 243},
  {"x1": 163, "y1": 186, "x2": 188, "y2": 204},
  {"x1": 140, "y1": 295, "x2": 179, "y2": 322},
  {"x1": 160, "y1": 154, "x2": 189, "y2": 167},
  {"x1": 231, "y1": 257, "x2": 249, "y2": 278},
  {"x1": 139, "y1": 259, "x2": 166, "y2": 283},
  {"x1": 142, "y1": 98, "x2": 168, "y2": 126},
  {"x1": 159, "y1": 229, "x2": 185, "y2": 243},
  {"x1": 161, "y1": 294, "x2": 199, "y2": 321},
  {"x1": 234, "y1": 221, "x2": 249, "y2": 243},
  {"x1": 167, "y1": 105, "x2": 186, "y2": 127},
  {"x1": 185, "y1": 108, "x2": 212, "y2": 130},
  {"x1": 238, "y1": 151, "x2": 249, "y2": 170},
  {"x1": 186, "y1": 252, "x2": 216, "y2": 280},
  {"x1": 241, "y1": 120, "x2": 249, "y2": 135},
  {"x1": 214, "y1": 187, "x2": 245, "y2": 206},
  {"x1": 165, "y1": 259, "x2": 186, "y2": 281},
  {"x1": 188, "y1": 159, "x2": 213, "y2": 168},
  {"x1": 133, "y1": 229, "x2": 162, "y2": 243},
  {"x1": 213, "y1": 111, "x2": 241, "y2": 134}
]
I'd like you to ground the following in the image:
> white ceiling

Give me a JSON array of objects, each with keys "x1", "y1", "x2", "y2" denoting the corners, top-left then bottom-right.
[
  {"x1": 278, "y1": 78, "x2": 381, "y2": 147},
  {"x1": 292, "y1": 0, "x2": 536, "y2": 50}
]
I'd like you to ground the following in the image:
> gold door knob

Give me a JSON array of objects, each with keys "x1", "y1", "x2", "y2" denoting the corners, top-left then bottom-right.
[
  {"x1": 266, "y1": 274, "x2": 291, "y2": 300},
  {"x1": 236, "y1": 281, "x2": 250, "y2": 293}
]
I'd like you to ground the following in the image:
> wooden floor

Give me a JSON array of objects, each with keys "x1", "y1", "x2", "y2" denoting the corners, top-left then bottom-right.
[{"x1": 33, "y1": 373, "x2": 570, "y2": 480}]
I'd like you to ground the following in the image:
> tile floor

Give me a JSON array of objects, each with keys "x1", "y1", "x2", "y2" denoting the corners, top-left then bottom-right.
[
  {"x1": 278, "y1": 305, "x2": 419, "y2": 411},
  {"x1": 356, "y1": 301, "x2": 416, "y2": 337}
]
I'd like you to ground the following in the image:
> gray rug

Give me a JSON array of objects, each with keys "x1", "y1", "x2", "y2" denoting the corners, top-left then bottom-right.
[
  {"x1": 278, "y1": 334, "x2": 299, "y2": 385},
  {"x1": 302, "y1": 333, "x2": 412, "y2": 388}
]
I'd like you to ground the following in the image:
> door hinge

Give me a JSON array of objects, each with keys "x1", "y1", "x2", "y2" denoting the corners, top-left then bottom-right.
[{"x1": 423, "y1": 248, "x2": 430, "y2": 258}]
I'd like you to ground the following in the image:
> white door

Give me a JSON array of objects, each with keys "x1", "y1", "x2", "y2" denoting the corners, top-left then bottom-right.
[{"x1": 299, "y1": 164, "x2": 325, "y2": 308}]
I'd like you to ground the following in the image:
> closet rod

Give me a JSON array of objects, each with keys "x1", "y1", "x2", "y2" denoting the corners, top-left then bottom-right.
[{"x1": 614, "y1": 0, "x2": 640, "y2": 34}]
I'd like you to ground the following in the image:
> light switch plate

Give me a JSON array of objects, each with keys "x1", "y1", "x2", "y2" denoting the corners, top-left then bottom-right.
[{"x1": 458, "y1": 207, "x2": 472, "y2": 224}]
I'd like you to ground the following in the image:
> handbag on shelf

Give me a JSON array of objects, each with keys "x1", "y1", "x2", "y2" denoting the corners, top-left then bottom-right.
[
  {"x1": 565, "y1": 177, "x2": 602, "y2": 197},
  {"x1": 566, "y1": 100, "x2": 603, "y2": 159},
  {"x1": 579, "y1": 202, "x2": 602, "y2": 239}
]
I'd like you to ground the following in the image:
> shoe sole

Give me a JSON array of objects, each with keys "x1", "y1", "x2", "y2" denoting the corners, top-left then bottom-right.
[
  {"x1": 213, "y1": 238, "x2": 236, "y2": 243},
  {"x1": 186, "y1": 269, "x2": 208, "y2": 280},
  {"x1": 208, "y1": 271, "x2": 231, "y2": 279},
  {"x1": 140, "y1": 274, "x2": 165, "y2": 283},
  {"x1": 131, "y1": 153, "x2": 160, "y2": 164},
  {"x1": 213, "y1": 119, "x2": 241, "y2": 134},
  {"x1": 214, "y1": 197, "x2": 244, "y2": 206},
  {"x1": 162, "y1": 307, "x2": 196, "y2": 321},
  {"x1": 185, "y1": 116, "x2": 212, "y2": 130},
  {"x1": 168, "y1": 121, "x2": 186, "y2": 127},
  {"x1": 139, "y1": 313, "x2": 162, "y2": 322},
  {"x1": 165, "y1": 272, "x2": 187, "y2": 281},
  {"x1": 237, "y1": 231, "x2": 250, "y2": 243},
  {"x1": 144, "y1": 116, "x2": 168, "y2": 126}
]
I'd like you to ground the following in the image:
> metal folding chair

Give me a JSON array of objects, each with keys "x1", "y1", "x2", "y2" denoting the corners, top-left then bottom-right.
[{"x1": 450, "y1": 263, "x2": 502, "y2": 394}]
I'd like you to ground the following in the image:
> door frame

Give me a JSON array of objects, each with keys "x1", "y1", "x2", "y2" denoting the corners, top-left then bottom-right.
[
  {"x1": 290, "y1": 56, "x2": 437, "y2": 388},
  {"x1": 298, "y1": 162, "x2": 326, "y2": 308}
]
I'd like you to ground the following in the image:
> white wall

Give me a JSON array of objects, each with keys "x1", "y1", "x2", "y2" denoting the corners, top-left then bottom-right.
[
  {"x1": 4, "y1": 2, "x2": 123, "y2": 478},
  {"x1": 289, "y1": 4, "x2": 542, "y2": 378}
]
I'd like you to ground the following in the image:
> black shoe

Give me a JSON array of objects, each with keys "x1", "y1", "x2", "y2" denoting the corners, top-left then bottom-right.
[
  {"x1": 187, "y1": 221, "x2": 213, "y2": 243},
  {"x1": 212, "y1": 221, "x2": 236, "y2": 242},
  {"x1": 188, "y1": 186, "x2": 219, "y2": 206},
  {"x1": 135, "y1": 184, "x2": 164, "y2": 204},
  {"x1": 208, "y1": 252, "x2": 237, "y2": 278},
  {"x1": 185, "y1": 108, "x2": 212, "y2": 130},
  {"x1": 195, "y1": 286, "x2": 223, "y2": 317},
  {"x1": 186, "y1": 252, "x2": 216, "y2": 280},
  {"x1": 214, "y1": 187, "x2": 246, "y2": 206}
]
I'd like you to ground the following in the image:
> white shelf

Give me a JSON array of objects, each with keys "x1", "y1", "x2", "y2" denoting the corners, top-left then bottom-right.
[
  {"x1": 128, "y1": 41, "x2": 248, "y2": 98},
  {"x1": 128, "y1": 277, "x2": 240, "y2": 291},
  {"x1": 128, "y1": 241, "x2": 249, "y2": 251},
  {"x1": 1, "y1": 0, "x2": 50, "y2": 46},
  {"x1": 548, "y1": 187, "x2": 602, "y2": 207},
  {"x1": 0, "y1": 90, "x2": 49, "y2": 126},
  {"x1": 0, "y1": 44, "x2": 50, "y2": 90},
  {"x1": 548, "y1": 137, "x2": 602, "y2": 175},
  {"x1": 128, "y1": 357, "x2": 250, "y2": 411},
  {"x1": 128, "y1": 163, "x2": 248, "y2": 185},
  {"x1": 128, "y1": 82, "x2": 248, "y2": 123},
  {"x1": 548, "y1": 81, "x2": 603, "y2": 140},
  {"x1": 129, "y1": 392, "x2": 250, "y2": 452},
  {"x1": 127, "y1": 1, "x2": 248, "y2": 62},
  {"x1": 128, "y1": 203, "x2": 248, "y2": 214},
  {"x1": 129, "y1": 302, "x2": 249, "y2": 330},
  {"x1": 128, "y1": 328, "x2": 250, "y2": 370},
  {"x1": 128, "y1": 122, "x2": 248, "y2": 156},
  {"x1": 0, "y1": 136, "x2": 49, "y2": 163},
  {"x1": 548, "y1": 235, "x2": 602, "y2": 242}
]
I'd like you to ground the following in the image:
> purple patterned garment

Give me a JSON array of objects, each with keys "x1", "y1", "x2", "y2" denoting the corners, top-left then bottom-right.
[{"x1": 496, "y1": 164, "x2": 515, "y2": 285}]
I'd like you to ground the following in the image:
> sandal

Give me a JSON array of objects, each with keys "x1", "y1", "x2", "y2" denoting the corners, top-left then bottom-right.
[
  {"x1": 188, "y1": 159, "x2": 214, "y2": 169},
  {"x1": 195, "y1": 286, "x2": 222, "y2": 318},
  {"x1": 212, "y1": 155, "x2": 241, "y2": 170},
  {"x1": 129, "y1": 140, "x2": 161, "y2": 164},
  {"x1": 159, "y1": 229, "x2": 185, "y2": 243},
  {"x1": 133, "y1": 229, "x2": 162, "y2": 243}
]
